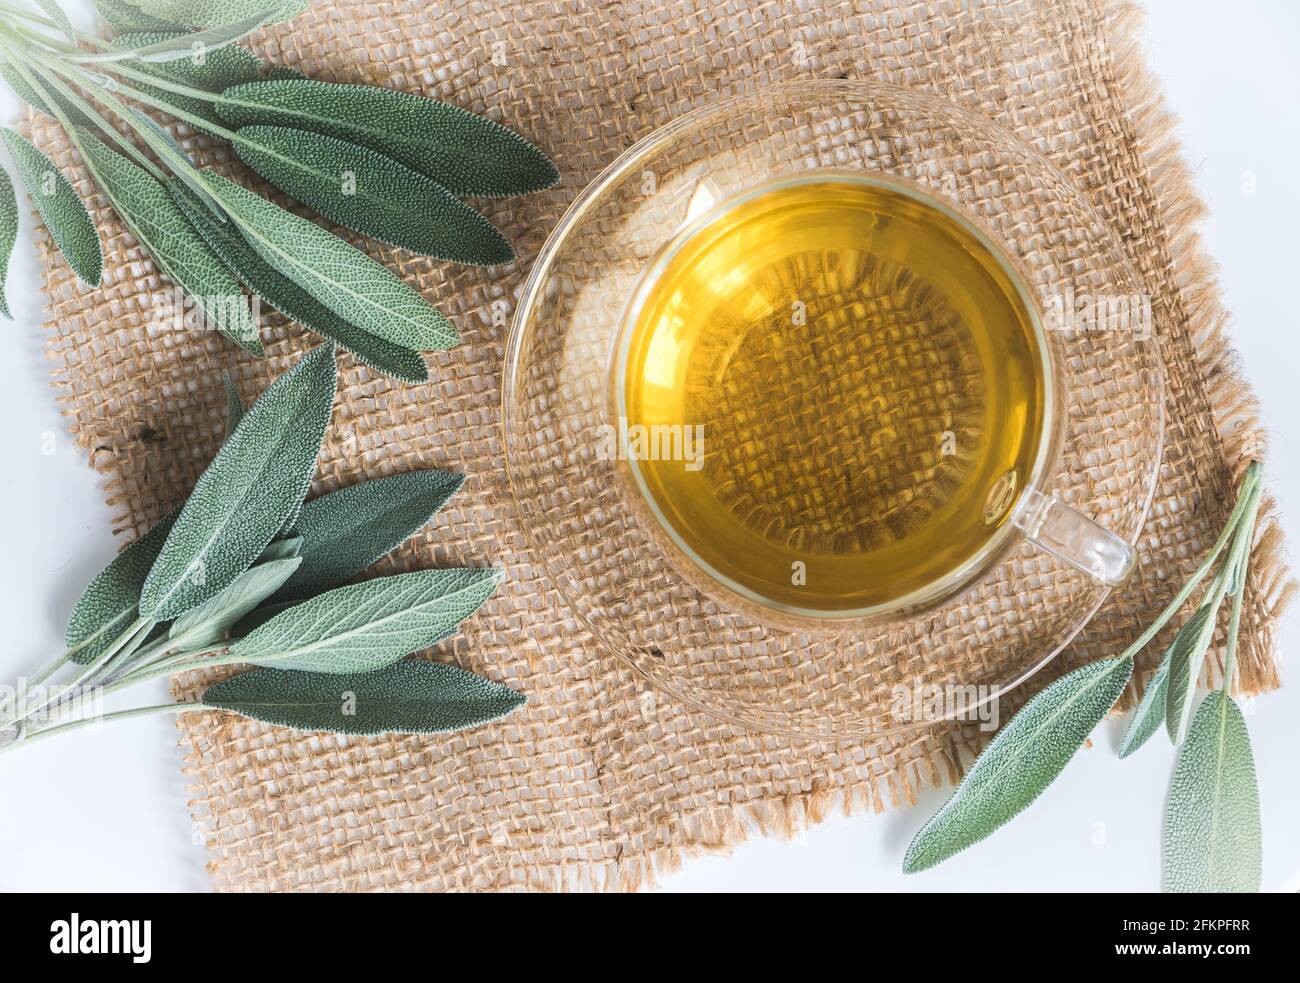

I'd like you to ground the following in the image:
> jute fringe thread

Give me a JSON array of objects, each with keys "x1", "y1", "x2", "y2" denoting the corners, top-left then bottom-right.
[{"x1": 30, "y1": 0, "x2": 1293, "y2": 891}]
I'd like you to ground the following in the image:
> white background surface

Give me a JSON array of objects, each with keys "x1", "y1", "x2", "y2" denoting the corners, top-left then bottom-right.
[{"x1": 0, "y1": 0, "x2": 1296, "y2": 892}]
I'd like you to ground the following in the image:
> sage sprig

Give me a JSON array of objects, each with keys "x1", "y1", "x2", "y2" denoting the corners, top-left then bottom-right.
[
  {"x1": 904, "y1": 462, "x2": 1268, "y2": 891},
  {"x1": 0, "y1": 0, "x2": 557, "y2": 382},
  {"x1": 1, "y1": 345, "x2": 521, "y2": 754}
]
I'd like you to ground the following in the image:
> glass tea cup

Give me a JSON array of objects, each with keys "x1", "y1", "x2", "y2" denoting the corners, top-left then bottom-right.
[{"x1": 503, "y1": 81, "x2": 1164, "y2": 739}]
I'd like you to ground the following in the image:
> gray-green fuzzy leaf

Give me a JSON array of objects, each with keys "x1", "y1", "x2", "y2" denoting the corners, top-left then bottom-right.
[
  {"x1": 1, "y1": 127, "x2": 102, "y2": 287},
  {"x1": 168, "y1": 179, "x2": 429, "y2": 382},
  {"x1": 65, "y1": 509, "x2": 178, "y2": 664},
  {"x1": 257, "y1": 535, "x2": 301, "y2": 563},
  {"x1": 1165, "y1": 602, "x2": 1219, "y2": 746},
  {"x1": 139, "y1": 344, "x2": 336, "y2": 620},
  {"x1": 1164, "y1": 690, "x2": 1262, "y2": 892},
  {"x1": 281, "y1": 469, "x2": 464, "y2": 599},
  {"x1": 217, "y1": 79, "x2": 559, "y2": 198},
  {"x1": 903, "y1": 655, "x2": 1134, "y2": 873},
  {"x1": 198, "y1": 169, "x2": 456, "y2": 352},
  {"x1": 0, "y1": 61, "x2": 94, "y2": 127},
  {"x1": 109, "y1": 31, "x2": 261, "y2": 128},
  {"x1": 81, "y1": 8, "x2": 281, "y2": 63},
  {"x1": 227, "y1": 567, "x2": 501, "y2": 674},
  {"x1": 131, "y1": 0, "x2": 304, "y2": 30},
  {"x1": 201, "y1": 657, "x2": 524, "y2": 736},
  {"x1": 0, "y1": 165, "x2": 15, "y2": 318},
  {"x1": 1118, "y1": 649, "x2": 1171, "y2": 758},
  {"x1": 35, "y1": 1, "x2": 76, "y2": 42},
  {"x1": 76, "y1": 130, "x2": 260, "y2": 354},
  {"x1": 96, "y1": 0, "x2": 184, "y2": 33},
  {"x1": 221, "y1": 368, "x2": 244, "y2": 436},
  {"x1": 113, "y1": 31, "x2": 263, "y2": 87},
  {"x1": 231, "y1": 125, "x2": 514, "y2": 264},
  {"x1": 167, "y1": 556, "x2": 299, "y2": 651}
]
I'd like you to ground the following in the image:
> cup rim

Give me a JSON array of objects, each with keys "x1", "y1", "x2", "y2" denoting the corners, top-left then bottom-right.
[
  {"x1": 608, "y1": 167, "x2": 1062, "y2": 624},
  {"x1": 502, "y1": 78, "x2": 1167, "y2": 739}
]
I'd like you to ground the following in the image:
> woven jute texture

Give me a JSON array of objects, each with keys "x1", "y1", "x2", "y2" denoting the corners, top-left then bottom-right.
[{"x1": 33, "y1": 0, "x2": 1294, "y2": 891}]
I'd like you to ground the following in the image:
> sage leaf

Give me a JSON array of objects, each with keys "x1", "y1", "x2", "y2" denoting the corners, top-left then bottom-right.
[
  {"x1": 221, "y1": 368, "x2": 244, "y2": 435},
  {"x1": 230, "y1": 599, "x2": 292, "y2": 636},
  {"x1": 109, "y1": 31, "x2": 262, "y2": 128},
  {"x1": 257, "y1": 535, "x2": 301, "y2": 563},
  {"x1": 201, "y1": 657, "x2": 524, "y2": 736},
  {"x1": 34, "y1": 1, "x2": 76, "y2": 43},
  {"x1": 230, "y1": 126, "x2": 514, "y2": 264},
  {"x1": 168, "y1": 179, "x2": 430, "y2": 382},
  {"x1": 1164, "y1": 691, "x2": 1262, "y2": 892},
  {"x1": 112, "y1": 32, "x2": 264, "y2": 86},
  {"x1": 903, "y1": 655, "x2": 1134, "y2": 873},
  {"x1": 167, "y1": 556, "x2": 300, "y2": 651},
  {"x1": 1164, "y1": 602, "x2": 1219, "y2": 746},
  {"x1": 1118, "y1": 648, "x2": 1171, "y2": 759},
  {"x1": 131, "y1": 0, "x2": 305, "y2": 30},
  {"x1": 0, "y1": 165, "x2": 15, "y2": 319},
  {"x1": 280, "y1": 469, "x2": 464, "y2": 599},
  {"x1": 96, "y1": 0, "x2": 184, "y2": 33},
  {"x1": 267, "y1": 65, "x2": 306, "y2": 81},
  {"x1": 217, "y1": 79, "x2": 559, "y2": 197},
  {"x1": 0, "y1": 61, "x2": 94, "y2": 127},
  {"x1": 65, "y1": 509, "x2": 178, "y2": 664},
  {"x1": 198, "y1": 169, "x2": 457, "y2": 352},
  {"x1": 139, "y1": 344, "x2": 336, "y2": 621},
  {"x1": 227, "y1": 567, "x2": 501, "y2": 674},
  {"x1": 1, "y1": 127, "x2": 103, "y2": 287},
  {"x1": 79, "y1": 9, "x2": 281, "y2": 64},
  {"x1": 76, "y1": 130, "x2": 261, "y2": 354}
]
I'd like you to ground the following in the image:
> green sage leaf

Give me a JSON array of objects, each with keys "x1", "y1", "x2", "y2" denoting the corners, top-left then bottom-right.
[
  {"x1": 76, "y1": 130, "x2": 261, "y2": 354},
  {"x1": 231, "y1": 125, "x2": 514, "y2": 264},
  {"x1": 280, "y1": 469, "x2": 464, "y2": 599},
  {"x1": 34, "y1": 1, "x2": 76, "y2": 43},
  {"x1": 109, "y1": 31, "x2": 262, "y2": 128},
  {"x1": 1, "y1": 127, "x2": 103, "y2": 287},
  {"x1": 1118, "y1": 648, "x2": 1171, "y2": 759},
  {"x1": 227, "y1": 567, "x2": 501, "y2": 674},
  {"x1": 130, "y1": 0, "x2": 305, "y2": 30},
  {"x1": 217, "y1": 79, "x2": 559, "y2": 197},
  {"x1": 198, "y1": 168, "x2": 456, "y2": 352},
  {"x1": 201, "y1": 657, "x2": 524, "y2": 736},
  {"x1": 139, "y1": 344, "x2": 336, "y2": 620},
  {"x1": 96, "y1": 0, "x2": 184, "y2": 33},
  {"x1": 112, "y1": 31, "x2": 264, "y2": 83},
  {"x1": 0, "y1": 164, "x2": 15, "y2": 319},
  {"x1": 1164, "y1": 602, "x2": 1219, "y2": 746},
  {"x1": 1164, "y1": 690, "x2": 1262, "y2": 892},
  {"x1": 903, "y1": 655, "x2": 1134, "y2": 873},
  {"x1": 168, "y1": 179, "x2": 429, "y2": 382},
  {"x1": 65, "y1": 509, "x2": 178, "y2": 664},
  {"x1": 221, "y1": 368, "x2": 244, "y2": 436},
  {"x1": 256, "y1": 535, "x2": 301, "y2": 563},
  {"x1": 166, "y1": 555, "x2": 299, "y2": 651},
  {"x1": 80, "y1": 9, "x2": 279, "y2": 64},
  {"x1": 267, "y1": 65, "x2": 306, "y2": 81}
]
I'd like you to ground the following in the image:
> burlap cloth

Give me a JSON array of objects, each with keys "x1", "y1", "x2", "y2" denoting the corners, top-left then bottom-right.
[{"x1": 31, "y1": 0, "x2": 1294, "y2": 890}]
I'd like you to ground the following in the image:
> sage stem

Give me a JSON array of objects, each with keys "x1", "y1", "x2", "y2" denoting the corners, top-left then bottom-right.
[
  {"x1": 1116, "y1": 463, "x2": 1261, "y2": 663},
  {"x1": 0, "y1": 702, "x2": 206, "y2": 755}
]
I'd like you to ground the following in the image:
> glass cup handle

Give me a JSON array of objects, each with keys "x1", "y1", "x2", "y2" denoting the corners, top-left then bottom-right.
[{"x1": 1013, "y1": 488, "x2": 1136, "y2": 586}]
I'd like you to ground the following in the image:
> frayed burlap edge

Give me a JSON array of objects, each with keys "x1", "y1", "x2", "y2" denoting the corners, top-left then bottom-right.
[{"x1": 1102, "y1": 0, "x2": 1294, "y2": 699}]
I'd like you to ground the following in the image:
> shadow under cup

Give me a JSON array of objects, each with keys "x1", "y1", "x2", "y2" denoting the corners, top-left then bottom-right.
[{"x1": 503, "y1": 81, "x2": 1164, "y2": 739}]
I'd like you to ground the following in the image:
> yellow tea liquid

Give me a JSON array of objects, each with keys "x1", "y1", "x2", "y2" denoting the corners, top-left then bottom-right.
[{"x1": 617, "y1": 175, "x2": 1050, "y2": 615}]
